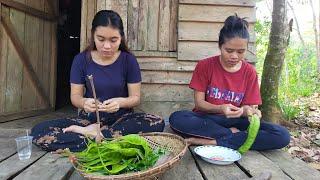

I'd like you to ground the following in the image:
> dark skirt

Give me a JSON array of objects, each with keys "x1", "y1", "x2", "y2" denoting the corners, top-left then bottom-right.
[{"x1": 31, "y1": 109, "x2": 164, "y2": 152}]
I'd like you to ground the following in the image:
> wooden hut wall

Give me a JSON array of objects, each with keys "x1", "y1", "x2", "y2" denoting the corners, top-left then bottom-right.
[
  {"x1": 81, "y1": 0, "x2": 256, "y2": 118},
  {"x1": 0, "y1": 0, "x2": 57, "y2": 120}
]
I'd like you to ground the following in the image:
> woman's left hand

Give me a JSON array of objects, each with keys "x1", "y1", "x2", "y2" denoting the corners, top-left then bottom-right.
[
  {"x1": 98, "y1": 98, "x2": 123, "y2": 113},
  {"x1": 243, "y1": 105, "x2": 262, "y2": 118}
]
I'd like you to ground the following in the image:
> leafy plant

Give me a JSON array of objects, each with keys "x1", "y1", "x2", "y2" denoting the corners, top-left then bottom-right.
[{"x1": 255, "y1": 19, "x2": 319, "y2": 121}]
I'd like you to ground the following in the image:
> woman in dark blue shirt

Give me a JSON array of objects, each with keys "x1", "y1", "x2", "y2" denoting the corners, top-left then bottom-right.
[{"x1": 31, "y1": 10, "x2": 164, "y2": 152}]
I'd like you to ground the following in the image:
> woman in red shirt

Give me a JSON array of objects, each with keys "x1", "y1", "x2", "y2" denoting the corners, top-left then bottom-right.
[{"x1": 169, "y1": 15, "x2": 290, "y2": 150}]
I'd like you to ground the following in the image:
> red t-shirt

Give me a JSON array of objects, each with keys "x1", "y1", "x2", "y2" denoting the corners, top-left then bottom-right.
[{"x1": 190, "y1": 55, "x2": 262, "y2": 112}]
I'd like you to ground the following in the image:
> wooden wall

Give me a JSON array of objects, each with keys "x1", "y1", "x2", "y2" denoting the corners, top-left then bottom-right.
[
  {"x1": 81, "y1": 0, "x2": 256, "y2": 118},
  {"x1": 0, "y1": 0, "x2": 57, "y2": 120}
]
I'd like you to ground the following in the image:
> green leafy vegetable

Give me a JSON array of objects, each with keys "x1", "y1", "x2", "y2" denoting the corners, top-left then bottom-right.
[
  {"x1": 72, "y1": 134, "x2": 165, "y2": 175},
  {"x1": 238, "y1": 114, "x2": 260, "y2": 154}
]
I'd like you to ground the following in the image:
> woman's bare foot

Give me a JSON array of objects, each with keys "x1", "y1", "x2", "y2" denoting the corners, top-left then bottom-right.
[
  {"x1": 185, "y1": 137, "x2": 217, "y2": 145},
  {"x1": 63, "y1": 123, "x2": 100, "y2": 138}
]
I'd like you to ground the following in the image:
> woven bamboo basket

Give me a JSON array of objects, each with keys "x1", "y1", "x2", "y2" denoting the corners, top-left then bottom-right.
[{"x1": 70, "y1": 132, "x2": 188, "y2": 180}]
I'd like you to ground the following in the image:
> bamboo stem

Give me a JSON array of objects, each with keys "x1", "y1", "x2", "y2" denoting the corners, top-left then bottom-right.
[{"x1": 87, "y1": 75, "x2": 103, "y2": 143}]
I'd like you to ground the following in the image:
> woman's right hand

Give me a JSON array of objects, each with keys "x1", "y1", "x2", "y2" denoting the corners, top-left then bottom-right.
[
  {"x1": 220, "y1": 104, "x2": 243, "y2": 118},
  {"x1": 83, "y1": 98, "x2": 101, "y2": 113}
]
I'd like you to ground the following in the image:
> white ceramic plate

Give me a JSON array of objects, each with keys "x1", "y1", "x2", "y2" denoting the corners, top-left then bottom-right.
[{"x1": 194, "y1": 145, "x2": 241, "y2": 165}]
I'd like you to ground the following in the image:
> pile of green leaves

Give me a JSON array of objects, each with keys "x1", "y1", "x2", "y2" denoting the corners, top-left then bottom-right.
[{"x1": 73, "y1": 134, "x2": 165, "y2": 175}]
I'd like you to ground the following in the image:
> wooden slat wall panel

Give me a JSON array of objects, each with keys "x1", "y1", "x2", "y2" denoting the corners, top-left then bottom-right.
[
  {"x1": 141, "y1": 71, "x2": 192, "y2": 84},
  {"x1": 127, "y1": 0, "x2": 139, "y2": 50},
  {"x1": 158, "y1": 0, "x2": 170, "y2": 51},
  {"x1": 82, "y1": 0, "x2": 178, "y2": 52},
  {"x1": 49, "y1": 0, "x2": 57, "y2": 109},
  {"x1": 0, "y1": 5, "x2": 7, "y2": 113},
  {"x1": 5, "y1": 1, "x2": 25, "y2": 113},
  {"x1": 80, "y1": 0, "x2": 88, "y2": 51},
  {"x1": 178, "y1": 41, "x2": 256, "y2": 62},
  {"x1": 179, "y1": 22, "x2": 256, "y2": 42},
  {"x1": 179, "y1": 4, "x2": 256, "y2": 22},
  {"x1": 107, "y1": 0, "x2": 128, "y2": 39},
  {"x1": 179, "y1": 0, "x2": 255, "y2": 7},
  {"x1": 141, "y1": 84, "x2": 193, "y2": 101},
  {"x1": 86, "y1": 0, "x2": 96, "y2": 48},
  {"x1": 137, "y1": 0, "x2": 148, "y2": 50},
  {"x1": 146, "y1": 0, "x2": 159, "y2": 50},
  {"x1": 169, "y1": 0, "x2": 178, "y2": 51}
]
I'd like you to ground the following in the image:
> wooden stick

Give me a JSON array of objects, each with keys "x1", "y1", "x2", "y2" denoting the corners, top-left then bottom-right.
[{"x1": 87, "y1": 75, "x2": 103, "y2": 143}]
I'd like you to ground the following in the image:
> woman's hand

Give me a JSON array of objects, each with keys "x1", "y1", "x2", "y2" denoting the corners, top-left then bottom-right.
[
  {"x1": 83, "y1": 98, "x2": 101, "y2": 113},
  {"x1": 220, "y1": 104, "x2": 243, "y2": 118},
  {"x1": 242, "y1": 105, "x2": 262, "y2": 118},
  {"x1": 63, "y1": 123, "x2": 102, "y2": 138},
  {"x1": 98, "y1": 98, "x2": 123, "y2": 113}
]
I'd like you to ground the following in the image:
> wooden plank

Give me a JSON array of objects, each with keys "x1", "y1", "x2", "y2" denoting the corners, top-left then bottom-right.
[
  {"x1": 136, "y1": 101, "x2": 194, "y2": 119},
  {"x1": 179, "y1": 0, "x2": 255, "y2": 7},
  {"x1": 190, "y1": 146, "x2": 248, "y2": 180},
  {"x1": 137, "y1": 57, "x2": 177, "y2": 63},
  {"x1": 0, "y1": 109, "x2": 75, "y2": 130},
  {"x1": 141, "y1": 70, "x2": 192, "y2": 84},
  {"x1": 160, "y1": 148, "x2": 203, "y2": 180},
  {"x1": 158, "y1": 0, "x2": 170, "y2": 51},
  {"x1": 178, "y1": 41, "x2": 256, "y2": 62},
  {"x1": 37, "y1": 0, "x2": 45, "y2": 109},
  {"x1": 0, "y1": 5, "x2": 8, "y2": 113},
  {"x1": 86, "y1": 0, "x2": 96, "y2": 48},
  {"x1": 80, "y1": 0, "x2": 88, "y2": 51},
  {"x1": 0, "y1": 108, "x2": 52, "y2": 123},
  {"x1": 133, "y1": 50, "x2": 177, "y2": 57},
  {"x1": 142, "y1": 84, "x2": 193, "y2": 101},
  {"x1": 96, "y1": 0, "x2": 106, "y2": 12},
  {"x1": 127, "y1": 0, "x2": 140, "y2": 50},
  {"x1": 0, "y1": 145, "x2": 47, "y2": 180},
  {"x1": 237, "y1": 151, "x2": 291, "y2": 179},
  {"x1": 139, "y1": 61, "x2": 196, "y2": 71},
  {"x1": 137, "y1": 0, "x2": 148, "y2": 50},
  {"x1": 42, "y1": 1, "x2": 51, "y2": 100},
  {"x1": 0, "y1": 129, "x2": 27, "y2": 162},
  {"x1": 21, "y1": 0, "x2": 41, "y2": 111},
  {"x1": 14, "y1": 153, "x2": 74, "y2": 180},
  {"x1": 110, "y1": 0, "x2": 128, "y2": 39},
  {"x1": 0, "y1": 0, "x2": 55, "y2": 21},
  {"x1": 169, "y1": 0, "x2": 178, "y2": 51},
  {"x1": 146, "y1": 0, "x2": 159, "y2": 50},
  {"x1": 261, "y1": 150, "x2": 320, "y2": 180},
  {"x1": 0, "y1": 138, "x2": 17, "y2": 162},
  {"x1": 49, "y1": 9, "x2": 57, "y2": 109},
  {"x1": 178, "y1": 22, "x2": 256, "y2": 42},
  {"x1": 3, "y1": 2, "x2": 25, "y2": 113},
  {"x1": 179, "y1": 4, "x2": 256, "y2": 23}
]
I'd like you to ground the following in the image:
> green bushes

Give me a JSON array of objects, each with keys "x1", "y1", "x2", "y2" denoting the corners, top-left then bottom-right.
[{"x1": 255, "y1": 19, "x2": 319, "y2": 121}]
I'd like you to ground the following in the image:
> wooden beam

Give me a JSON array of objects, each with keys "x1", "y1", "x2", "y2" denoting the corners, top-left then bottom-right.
[
  {"x1": 0, "y1": 0, "x2": 56, "y2": 21},
  {"x1": 132, "y1": 51, "x2": 177, "y2": 58},
  {"x1": 0, "y1": 108, "x2": 53, "y2": 123},
  {"x1": 1, "y1": 15, "x2": 51, "y2": 108}
]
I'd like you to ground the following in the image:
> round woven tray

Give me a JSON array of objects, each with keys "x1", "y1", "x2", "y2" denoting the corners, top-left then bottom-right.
[{"x1": 71, "y1": 132, "x2": 188, "y2": 180}]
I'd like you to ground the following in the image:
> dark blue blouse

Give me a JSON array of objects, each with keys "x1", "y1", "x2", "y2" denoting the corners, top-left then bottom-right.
[{"x1": 70, "y1": 51, "x2": 141, "y2": 102}]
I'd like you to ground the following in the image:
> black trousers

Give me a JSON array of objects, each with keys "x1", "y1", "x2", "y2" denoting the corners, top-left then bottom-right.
[{"x1": 31, "y1": 109, "x2": 164, "y2": 152}]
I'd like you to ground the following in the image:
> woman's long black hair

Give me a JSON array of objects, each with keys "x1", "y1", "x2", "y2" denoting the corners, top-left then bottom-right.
[
  {"x1": 85, "y1": 10, "x2": 129, "y2": 53},
  {"x1": 218, "y1": 14, "x2": 249, "y2": 47}
]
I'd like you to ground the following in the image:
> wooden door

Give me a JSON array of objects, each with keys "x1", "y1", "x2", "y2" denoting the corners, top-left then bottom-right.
[{"x1": 0, "y1": 0, "x2": 57, "y2": 121}]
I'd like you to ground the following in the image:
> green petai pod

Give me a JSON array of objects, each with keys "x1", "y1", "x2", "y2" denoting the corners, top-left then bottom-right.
[{"x1": 238, "y1": 114, "x2": 261, "y2": 154}]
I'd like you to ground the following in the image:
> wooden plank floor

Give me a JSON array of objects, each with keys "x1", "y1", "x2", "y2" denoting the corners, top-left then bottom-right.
[{"x1": 0, "y1": 107, "x2": 319, "y2": 180}]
